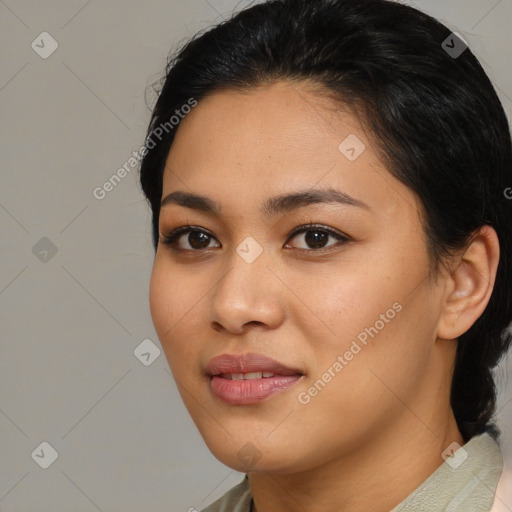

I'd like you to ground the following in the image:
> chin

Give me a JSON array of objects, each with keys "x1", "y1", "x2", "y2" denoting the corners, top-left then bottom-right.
[{"x1": 201, "y1": 432, "x2": 306, "y2": 475}]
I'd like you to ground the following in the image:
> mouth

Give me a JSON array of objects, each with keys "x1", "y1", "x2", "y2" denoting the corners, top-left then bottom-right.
[
  {"x1": 219, "y1": 371, "x2": 282, "y2": 379},
  {"x1": 209, "y1": 374, "x2": 303, "y2": 405},
  {"x1": 206, "y1": 353, "x2": 304, "y2": 405}
]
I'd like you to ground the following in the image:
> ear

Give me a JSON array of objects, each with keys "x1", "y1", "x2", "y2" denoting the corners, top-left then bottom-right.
[{"x1": 437, "y1": 225, "x2": 500, "y2": 340}]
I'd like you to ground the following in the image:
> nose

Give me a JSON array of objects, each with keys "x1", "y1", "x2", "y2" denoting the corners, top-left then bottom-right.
[{"x1": 209, "y1": 244, "x2": 285, "y2": 334}]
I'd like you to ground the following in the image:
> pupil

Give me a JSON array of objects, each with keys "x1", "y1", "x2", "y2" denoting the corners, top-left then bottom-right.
[
  {"x1": 305, "y1": 230, "x2": 327, "y2": 249},
  {"x1": 189, "y1": 231, "x2": 210, "y2": 249}
]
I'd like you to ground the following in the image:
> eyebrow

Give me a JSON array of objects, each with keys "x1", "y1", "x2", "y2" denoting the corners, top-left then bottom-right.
[{"x1": 160, "y1": 187, "x2": 370, "y2": 217}]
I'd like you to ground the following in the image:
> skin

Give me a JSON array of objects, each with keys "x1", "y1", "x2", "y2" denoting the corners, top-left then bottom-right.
[{"x1": 149, "y1": 80, "x2": 500, "y2": 512}]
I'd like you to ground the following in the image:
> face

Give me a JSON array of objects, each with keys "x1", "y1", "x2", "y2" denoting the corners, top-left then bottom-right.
[{"x1": 149, "y1": 80, "x2": 450, "y2": 474}]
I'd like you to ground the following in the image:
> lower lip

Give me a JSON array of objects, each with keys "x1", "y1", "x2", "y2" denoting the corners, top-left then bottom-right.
[{"x1": 210, "y1": 374, "x2": 302, "y2": 405}]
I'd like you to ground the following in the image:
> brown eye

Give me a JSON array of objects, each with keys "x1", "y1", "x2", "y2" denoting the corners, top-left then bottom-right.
[
  {"x1": 160, "y1": 227, "x2": 220, "y2": 251},
  {"x1": 285, "y1": 224, "x2": 350, "y2": 251},
  {"x1": 160, "y1": 223, "x2": 350, "y2": 253}
]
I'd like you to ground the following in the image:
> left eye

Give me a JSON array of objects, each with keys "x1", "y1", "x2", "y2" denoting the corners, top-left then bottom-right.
[
  {"x1": 159, "y1": 224, "x2": 350, "y2": 252},
  {"x1": 286, "y1": 225, "x2": 350, "y2": 251}
]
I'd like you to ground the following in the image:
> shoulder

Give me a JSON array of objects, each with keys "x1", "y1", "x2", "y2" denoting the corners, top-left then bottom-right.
[
  {"x1": 199, "y1": 475, "x2": 252, "y2": 512},
  {"x1": 390, "y1": 432, "x2": 503, "y2": 511}
]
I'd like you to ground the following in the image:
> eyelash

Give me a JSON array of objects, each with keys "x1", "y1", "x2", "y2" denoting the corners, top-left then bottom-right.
[{"x1": 159, "y1": 223, "x2": 351, "y2": 254}]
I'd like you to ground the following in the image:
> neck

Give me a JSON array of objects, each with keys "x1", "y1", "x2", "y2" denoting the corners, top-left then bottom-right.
[{"x1": 249, "y1": 412, "x2": 463, "y2": 512}]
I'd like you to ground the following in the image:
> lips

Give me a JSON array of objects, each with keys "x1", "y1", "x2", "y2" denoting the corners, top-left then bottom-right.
[
  {"x1": 206, "y1": 352, "x2": 304, "y2": 405},
  {"x1": 206, "y1": 352, "x2": 303, "y2": 377}
]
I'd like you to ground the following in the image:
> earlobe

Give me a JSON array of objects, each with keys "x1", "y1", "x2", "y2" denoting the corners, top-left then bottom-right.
[{"x1": 437, "y1": 225, "x2": 500, "y2": 340}]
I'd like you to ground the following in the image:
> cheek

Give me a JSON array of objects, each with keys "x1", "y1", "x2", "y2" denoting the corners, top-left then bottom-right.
[
  {"x1": 148, "y1": 260, "x2": 168, "y2": 335},
  {"x1": 302, "y1": 239, "x2": 432, "y2": 378},
  {"x1": 149, "y1": 260, "x2": 185, "y2": 357},
  {"x1": 148, "y1": 259, "x2": 205, "y2": 373},
  {"x1": 298, "y1": 262, "x2": 392, "y2": 348},
  {"x1": 149, "y1": 257, "x2": 193, "y2": 333}
]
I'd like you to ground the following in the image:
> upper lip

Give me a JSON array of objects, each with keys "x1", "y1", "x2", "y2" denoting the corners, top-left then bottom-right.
[{"x1": 206, "y1": 352, "x2": 304, "y2": 376}]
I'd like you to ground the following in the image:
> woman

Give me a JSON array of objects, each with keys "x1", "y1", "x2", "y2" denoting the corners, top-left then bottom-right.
[{"x1": 139, "y1": 0, "x2": 512, "y2": 510}]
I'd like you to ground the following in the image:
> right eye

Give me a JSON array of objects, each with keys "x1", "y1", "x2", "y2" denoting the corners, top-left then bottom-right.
[{"x1": 160, "y1": 226, "x2": 221, "y2": 252}]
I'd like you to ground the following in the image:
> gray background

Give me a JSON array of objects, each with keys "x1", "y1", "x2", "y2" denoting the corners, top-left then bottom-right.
[{"x1": 1, "y1": 0, "x2": 511, "y2": 510}]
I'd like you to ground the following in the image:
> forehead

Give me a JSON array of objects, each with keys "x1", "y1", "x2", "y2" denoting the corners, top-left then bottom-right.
[{"x1": 162, "y1": 81, "x2": 421, "y2": 221}]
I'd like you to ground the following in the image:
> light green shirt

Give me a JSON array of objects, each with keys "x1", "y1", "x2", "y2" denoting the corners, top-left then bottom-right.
[{"x1": 200, "y1": 432, "x2": 503, "y2": 512}]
